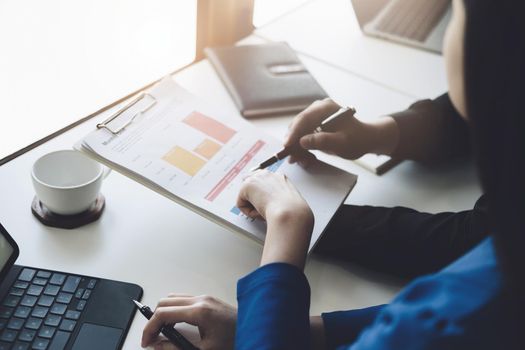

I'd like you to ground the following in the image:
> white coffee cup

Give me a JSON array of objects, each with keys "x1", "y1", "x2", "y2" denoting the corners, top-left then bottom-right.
[{"x1": 31, "y1": 150, "x2": 110, "y2": 215}]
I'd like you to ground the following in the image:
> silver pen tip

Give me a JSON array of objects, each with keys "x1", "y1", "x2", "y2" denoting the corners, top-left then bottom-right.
[
  {"x1": 249, "y1": 166, "x2": 261, "y2": 172},
  {"x1": 132, "y1": 300, "x2": 143, "y2": 308}
]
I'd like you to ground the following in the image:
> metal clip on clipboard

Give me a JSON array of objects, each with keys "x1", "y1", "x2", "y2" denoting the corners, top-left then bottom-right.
[{"x1": 96, "y1": 92, "x2": 157, "y2": 134}]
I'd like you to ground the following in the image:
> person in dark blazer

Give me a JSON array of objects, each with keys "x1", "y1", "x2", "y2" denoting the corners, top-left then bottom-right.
[
  {"x1": 142, "y1": 0, "x2": 524, "y2": 348},
  {"x1": 311, "y1": 91, "x2": 489, "y2": 280}
]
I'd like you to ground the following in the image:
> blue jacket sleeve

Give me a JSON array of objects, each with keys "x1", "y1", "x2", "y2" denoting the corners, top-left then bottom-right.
[
  {"x1": 235, "y1": 263, "x2": 311, "y2": 350},
  {"x1": 322, "y1": 306, "x2": 385, "y2": 349}
]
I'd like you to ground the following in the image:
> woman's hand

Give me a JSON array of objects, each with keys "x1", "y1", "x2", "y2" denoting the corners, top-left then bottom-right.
[
  {"x1": 285, "y1": 98, "x2": 400, "y2": 164},
  {"x1": 237, "y1": 171, "x2": 314, "y2": 269},
  {"x1": 142, "y1": 294, "x2": 236, "y2": 350}
]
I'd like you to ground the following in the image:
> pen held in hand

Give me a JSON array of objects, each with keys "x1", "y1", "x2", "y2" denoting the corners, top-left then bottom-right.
[
  {"x1": 133, "y1": 300, "x2": 200, "y2": 350},
  {"x1": 250, "y1": 106, "x2": 356, "y2": 172}
]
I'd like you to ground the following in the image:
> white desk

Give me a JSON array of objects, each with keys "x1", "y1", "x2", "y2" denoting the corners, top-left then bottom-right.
[
  {"x1": 256, "y1": 0, "x2": 448, "y2": 99},
  {"x1": 0, "y1": 3, "x2": 481, "y2": 349}
]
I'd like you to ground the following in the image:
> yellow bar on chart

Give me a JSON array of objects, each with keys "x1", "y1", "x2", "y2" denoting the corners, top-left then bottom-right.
[
  {"x1": 194, "y1": 139, "x2": 221, "y2": 159},
  {"x1": 162, "y1": 146, "x2": 206, "y2": 176}
]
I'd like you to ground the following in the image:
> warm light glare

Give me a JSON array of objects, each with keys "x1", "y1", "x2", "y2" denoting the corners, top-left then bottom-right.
[
  {"x1": 0, "y1": 0, "x2": 312, "y2": 161},
  {"x1": 253, "y1": 0, "x2": 310, "y2": 27},
  {"x1": 0, "y1": 0, "x2": 196, "y2": 160}
]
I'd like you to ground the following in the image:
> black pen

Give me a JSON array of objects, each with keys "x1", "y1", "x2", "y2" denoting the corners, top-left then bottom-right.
[
  {"x1": 133, "y1": 300, "x2": 199, "y2": 350},
  {"x1": 250, "y1": 106, "x2": 357, "y2": 171}
]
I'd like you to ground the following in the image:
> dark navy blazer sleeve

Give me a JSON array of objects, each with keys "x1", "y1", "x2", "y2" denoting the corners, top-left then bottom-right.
[
  {"x1": 315, "y1": 195, "x2": 489, "y2": 278},
  {"x1": 390, "y1": 93, "x2": 470, "y2": 162},
  {"x1": 235, "y1": 263, "x2": 311, "y2": 350}
]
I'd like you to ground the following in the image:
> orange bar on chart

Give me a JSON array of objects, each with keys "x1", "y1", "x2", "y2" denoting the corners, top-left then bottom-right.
[
  {"x1": 163, "y1": 146, "x2": 206, "y2": 176},
  {"x1": 194, "y1": 139, "x2": 221, "y2": 159},
  {"x1": 183, "y1": 111, "x2": 236, "y2": 144}
]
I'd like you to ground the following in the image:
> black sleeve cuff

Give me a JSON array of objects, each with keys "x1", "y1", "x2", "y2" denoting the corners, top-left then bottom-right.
[{"x1": 390, "y1": 93, "x2": 470, "y2": 162}]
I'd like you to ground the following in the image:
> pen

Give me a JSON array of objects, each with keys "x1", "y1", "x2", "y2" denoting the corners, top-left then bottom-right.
[
  {"x1": 133, "y1": 300, "x2": 199, "y2": 350},
  {"x1": 250, "y1": 106, "x2": 357, "y2": 171}
]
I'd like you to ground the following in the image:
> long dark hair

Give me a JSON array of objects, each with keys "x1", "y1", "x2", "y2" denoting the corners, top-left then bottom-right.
[{"x1": 464, "y1": 0, "x2": 525, "y2": 327}]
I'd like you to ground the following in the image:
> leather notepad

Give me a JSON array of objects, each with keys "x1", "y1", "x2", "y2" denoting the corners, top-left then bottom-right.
[{"x1": 205, "y1": 43, "x2": 328, "y2": 118}]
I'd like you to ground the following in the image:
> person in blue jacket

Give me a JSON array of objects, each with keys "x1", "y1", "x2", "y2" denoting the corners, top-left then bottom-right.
[{"x1": 142, "y1": 0, "x2": 525, "y2": 348}]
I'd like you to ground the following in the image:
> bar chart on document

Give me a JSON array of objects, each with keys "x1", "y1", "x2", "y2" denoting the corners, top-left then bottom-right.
[
  {"x1": 79, "y1": 78, "x2": 356, "y2": 247},
  {"x1": 156, "y1": 108, "x2": 286, "y2": 240},
  {"x1": 80, "y1": 79, "x2": 288, "y2": 240}
]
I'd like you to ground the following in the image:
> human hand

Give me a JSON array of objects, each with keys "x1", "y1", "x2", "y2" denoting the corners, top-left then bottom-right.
[
  {"x1": 237, "y1": 171, "x2": 314, "y2": 269},
  {"x1": 142, "y1": 294, "x2": 236, "y2": 350},
  {"x1": 237, "y1": 170, "x2": 312, "y2": 222},
  {"x1": 147, "y1": 329, "x2": 199, "y2": 350},
  {"x1": 285, "y1": 98, "x2": 399, "y2": 165}
]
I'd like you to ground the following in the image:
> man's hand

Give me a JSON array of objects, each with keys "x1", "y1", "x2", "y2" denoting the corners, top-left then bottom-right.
[
  {"x1": 142, "y1": 294, "x2": 236, "y2": 350},
  {"x1": 285, "y1": 98, "x2": 400, "y2": 164}
]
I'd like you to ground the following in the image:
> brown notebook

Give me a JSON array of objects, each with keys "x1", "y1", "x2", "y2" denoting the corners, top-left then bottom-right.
[{"x1": 205, "y1": 42, "x2": 328, "y2": 118}]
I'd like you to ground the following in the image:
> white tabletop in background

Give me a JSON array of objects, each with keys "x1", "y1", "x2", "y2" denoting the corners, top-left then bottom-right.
[
  {"x1": 255, "y1": 0, "x2": 448, "y2": 99},
  {"x1": 0, "y1": 11, "x2": 480, "y2": 350}
]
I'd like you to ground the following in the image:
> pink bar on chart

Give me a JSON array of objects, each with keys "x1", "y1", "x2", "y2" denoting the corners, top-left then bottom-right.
[
  {"x1": 183, "y1": 111, "x2": 236, "y2": 144},
  {"x1": 205, "y1": 140, "x2": 265, "y2": 201}
]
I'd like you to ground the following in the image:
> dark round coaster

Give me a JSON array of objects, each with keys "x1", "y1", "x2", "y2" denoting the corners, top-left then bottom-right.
[{"x1": 31, "y1": 194, "x2": 105, "y2": 229}]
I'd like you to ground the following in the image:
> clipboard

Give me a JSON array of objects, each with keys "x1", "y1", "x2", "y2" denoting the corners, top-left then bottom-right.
[
  {"x1": 96, "y1": 93, "x2": 157, "y2": 135},
  {"x1": 76, "y1": 77, "x2": 358, "y2": 253}
]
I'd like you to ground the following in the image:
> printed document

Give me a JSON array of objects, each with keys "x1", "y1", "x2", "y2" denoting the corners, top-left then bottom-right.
[{"x1": 77, "y1": 78, "x2": 357, "y2": 251}]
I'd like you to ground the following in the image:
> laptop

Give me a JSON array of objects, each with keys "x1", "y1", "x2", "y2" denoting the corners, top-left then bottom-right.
[
  {"x1": 0, "y1": 223, "x2": 143, "y2": 350},
  {"x1": 351, "y1": 0, "x2": 452, "y2": 53}
]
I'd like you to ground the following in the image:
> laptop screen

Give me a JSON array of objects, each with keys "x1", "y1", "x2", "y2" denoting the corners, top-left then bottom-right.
[
  {"x1": 0, "y1": 223, "x2": 19, "y2": 281},
  {"x1": 0, "y1": 234, "x2": 14, "y2": 271},
  {"x1": 351, "y1": 0, "x2": 390, "y2": 27}
]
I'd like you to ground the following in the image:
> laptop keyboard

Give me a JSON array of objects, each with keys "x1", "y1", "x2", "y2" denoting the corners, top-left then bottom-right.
[
  {"x1": 0, "y1": 268, "x2": 98, "y2": 350},
  {"x1": 375, "y1": 0, "x2": 450, "y2": 42}
]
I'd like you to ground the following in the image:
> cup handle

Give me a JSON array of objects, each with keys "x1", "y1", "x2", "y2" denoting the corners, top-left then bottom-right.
[{"x1": 103, "y1": 167, "x2": 112, "y2": 179}]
